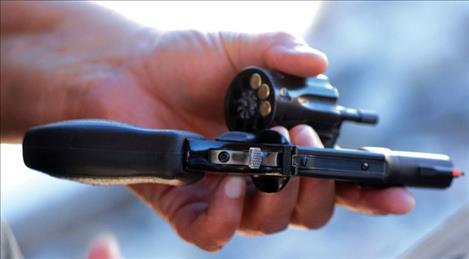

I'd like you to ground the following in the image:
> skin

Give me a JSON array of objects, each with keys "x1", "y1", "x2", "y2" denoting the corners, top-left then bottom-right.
[{"x1": 1, "y1": 2, "x2": 415, "y2": 252}]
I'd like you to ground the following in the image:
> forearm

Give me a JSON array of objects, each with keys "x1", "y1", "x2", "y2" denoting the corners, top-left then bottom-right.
[{"x1": 1, "y1": 2, "x2": 157, "y2": 142}]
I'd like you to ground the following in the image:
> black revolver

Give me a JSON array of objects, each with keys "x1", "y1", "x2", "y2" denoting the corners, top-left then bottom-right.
[
  {"x1": 22, "y1": 67, "x2": 463, "y2": 192},
  {"x1": 225, "y1": 67, "x2": 378, "y2": 148}
]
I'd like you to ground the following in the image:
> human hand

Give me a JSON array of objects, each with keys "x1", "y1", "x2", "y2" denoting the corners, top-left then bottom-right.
[
  {"x1": 1, "y1": 2, "x2": 415, "y2": 251},
  {"x1": 129, "y1": 124, "x2": 414, "y2": 251},
  {"x1": 89, "y1": 30, "x2": 328, "y2": 137},
  {"x1": 77, "y1": 29, "x2": 415, "y2": 250}
]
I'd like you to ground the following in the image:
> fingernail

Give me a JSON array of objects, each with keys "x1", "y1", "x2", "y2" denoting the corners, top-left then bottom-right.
[
  {"x1": 293, "y1": 45, "x2": 327, "y2": 58},
  {"x1": 224, "y1": 176, "x2": 245, "y2": 199},
  {"x1": 270, "y1": 126, "x2": 290, "y2": 142},
  {"x1": 295, "y1": 125, "x2": 323, "y2": 147},
  {"x1": 403, "y1": 192, "x2": 416, "y2": 211},
  {"x1": 296, "y1": 126, "x2": 312, "y2": 145}
]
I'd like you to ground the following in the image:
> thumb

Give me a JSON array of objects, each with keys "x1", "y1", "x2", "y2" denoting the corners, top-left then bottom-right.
[{"x1": 220, "y1": 31, "x2": 328, "y2": 77}]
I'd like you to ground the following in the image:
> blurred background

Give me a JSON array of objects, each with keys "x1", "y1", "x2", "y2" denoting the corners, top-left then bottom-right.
[{"x1": 1, "y1": 1, "x2": 468, "y2": 258}]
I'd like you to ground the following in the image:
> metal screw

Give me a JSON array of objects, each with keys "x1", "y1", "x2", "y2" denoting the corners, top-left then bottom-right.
[
  {"x1": 218, "y1": 151, "x2": 231, "y2": 163},
  {"x1": 280, "y1": 87, "x2": 288, "y2": 97},
  {"x1": 361, "y1": 162, "x2": 369, "y2": 171}
]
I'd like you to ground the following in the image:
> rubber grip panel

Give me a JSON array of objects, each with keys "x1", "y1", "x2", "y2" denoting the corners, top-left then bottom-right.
[{"x1": 23, "y1": 119, "x2": 204, "y2": 185}]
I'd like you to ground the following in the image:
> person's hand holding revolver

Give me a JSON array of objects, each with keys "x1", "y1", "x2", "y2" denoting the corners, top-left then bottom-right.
[{"x1": 1, "y1": 2, "x2": 415, "y2": 251}]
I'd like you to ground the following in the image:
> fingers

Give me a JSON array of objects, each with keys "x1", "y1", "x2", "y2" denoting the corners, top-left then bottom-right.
[
  {"x1": 128, "y1": 183, "x2": 173, "y2": 213},
  {"x1": 88, "y1": 235, "x2": 122, "y2": 259},
  {"x1": 239, "y1": 126, "x2": 300, "y2": 235},
  {"x1": 270, "y1": 125, "x2": 290, "y2": 140},
  {"x1": 266, "y1": 41, "x2": 328, "y2": 77},
  {"x1": 336, "y1": 183, "x2": 415, "y2": 215},
  {"x1": 240, "y1": 177, "x2": 300, "y2": 235},
  {"x1": 220, "y1": 31, "x2": 328, "y2": 77},
  {"x1": 171, "y1": 176, "x2": 246, "y2": 251},
  {"x1": 289, "y1": 125, "x2": 335, "y2": 229},
  {"x1": 290, "y1": 124, "x2": 323, "y2": 148}
]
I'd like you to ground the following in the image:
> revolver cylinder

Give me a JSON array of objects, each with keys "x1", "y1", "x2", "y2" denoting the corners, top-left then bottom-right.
[{"x1": 224, "y1": 67, "x2": 378, "y2": 147}]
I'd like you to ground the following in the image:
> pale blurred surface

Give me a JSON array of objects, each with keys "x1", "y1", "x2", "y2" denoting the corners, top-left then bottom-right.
[
  {"x1": 95, "y1": 1, "x2": 321, "y2": 37},
  {"x1": 1, "y1": 2, "x2": 468, "y2": 259}
]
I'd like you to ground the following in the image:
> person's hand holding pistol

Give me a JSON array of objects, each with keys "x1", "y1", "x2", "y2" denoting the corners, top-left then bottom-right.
[{"x1": 2, "y1": 2, "x2": 462, "y2": 253}]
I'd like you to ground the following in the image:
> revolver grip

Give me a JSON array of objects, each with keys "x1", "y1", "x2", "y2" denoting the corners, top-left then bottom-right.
[{"x1": 23, "y1": 119, "x2": 204, "y2": 185}]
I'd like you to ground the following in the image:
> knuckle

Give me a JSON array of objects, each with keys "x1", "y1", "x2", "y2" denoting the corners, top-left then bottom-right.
[
  {"x1": 198, "y1": 241, "x2": 225, "y2": 252},
  {"x1": 255, "y1": 220, "x2": 290, "y2": 235},
  {"x1": 268, "y1": 31, "x2": 296, "y2": 44},
  {"x1": 293, "y1": 208, "x2": 334, "y2": 230},
  {"x1": 177, "y1": 228, "x2": 228, "y2": 252},
  {"x1": 197, "y1": 224, "x2": 236, "y2": 251}
]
